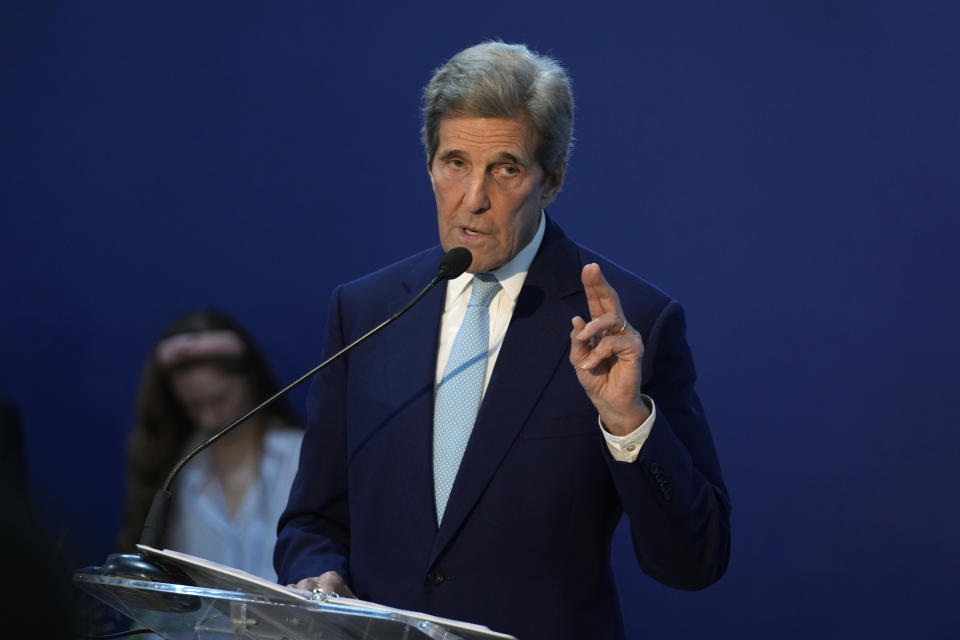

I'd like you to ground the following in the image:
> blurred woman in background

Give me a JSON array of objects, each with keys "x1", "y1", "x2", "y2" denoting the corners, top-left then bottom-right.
[{"x1": 117, "y1": 309, "x2": 303, "y2": 581}]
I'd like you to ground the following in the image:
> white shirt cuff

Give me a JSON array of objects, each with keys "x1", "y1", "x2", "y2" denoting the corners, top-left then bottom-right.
[{"x1": 599, "y1": 395, "x2": 656, "y2": 463}]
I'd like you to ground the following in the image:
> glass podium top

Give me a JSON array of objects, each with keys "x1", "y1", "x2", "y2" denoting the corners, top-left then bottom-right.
[{"x1": 74, "y1": 567, "x2": 515, "y2": 640}]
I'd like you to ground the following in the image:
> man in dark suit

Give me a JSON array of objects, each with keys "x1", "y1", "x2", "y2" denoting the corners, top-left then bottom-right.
[{"x1": 275, "y1": 41, "x2": 730, "y2": 640}]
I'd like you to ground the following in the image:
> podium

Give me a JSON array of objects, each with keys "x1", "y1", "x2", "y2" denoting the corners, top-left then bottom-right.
[{"x1": 74, "y1": 551, "x2": 516, "y2": 640}]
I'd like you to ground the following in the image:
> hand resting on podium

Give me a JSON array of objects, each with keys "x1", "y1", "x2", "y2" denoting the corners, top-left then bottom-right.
[{"x1": 289, "y1": 570, "x2": 356, "y2": 599}]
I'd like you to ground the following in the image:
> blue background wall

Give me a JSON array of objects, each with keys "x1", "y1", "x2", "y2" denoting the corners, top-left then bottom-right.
[{"x1": 2, "y1": 2, "x2": 958, "y2": 638}]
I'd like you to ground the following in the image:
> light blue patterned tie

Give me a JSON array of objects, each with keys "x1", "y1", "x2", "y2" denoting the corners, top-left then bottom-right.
[{"x1": 433, "y1": 273, "x2": 502, "y2": 524}]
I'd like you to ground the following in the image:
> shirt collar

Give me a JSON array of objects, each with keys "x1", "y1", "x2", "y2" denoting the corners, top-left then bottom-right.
[{"x1": 445, "y1": 211, "x2": 546, "y2": 306}]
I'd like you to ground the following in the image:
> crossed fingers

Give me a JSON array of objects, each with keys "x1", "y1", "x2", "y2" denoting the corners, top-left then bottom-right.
[
  {"x1": 571, "y1": 264, "x2": 636, "y2": 365},
  {"x1": 571, "y1": 311, "x2": 635, "y2": 370}
]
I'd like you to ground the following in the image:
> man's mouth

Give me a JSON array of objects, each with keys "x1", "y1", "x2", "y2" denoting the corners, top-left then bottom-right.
[{"x1": 461, "y1": 226, "x2": 485, "y2": 236}]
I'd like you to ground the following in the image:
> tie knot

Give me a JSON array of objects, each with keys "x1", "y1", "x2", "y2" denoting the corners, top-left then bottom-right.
[{"x1": 468, "y1": 273, "x2": 501, "y2": 308}]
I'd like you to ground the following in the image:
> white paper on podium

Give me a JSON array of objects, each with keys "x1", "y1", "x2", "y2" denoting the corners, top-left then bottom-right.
[{"x1": 136, "y1": 545, "x2": 516, "y2": 639}]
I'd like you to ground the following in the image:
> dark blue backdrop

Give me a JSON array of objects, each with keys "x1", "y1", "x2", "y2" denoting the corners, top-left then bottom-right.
[{"x1": 2, "y1": 2, "x2": 958, "y2": 638}]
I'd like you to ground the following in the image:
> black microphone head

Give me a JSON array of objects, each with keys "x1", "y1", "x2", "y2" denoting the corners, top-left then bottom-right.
[{"x1": 437, "y1": 247, "x2": 473, "y2": 279}]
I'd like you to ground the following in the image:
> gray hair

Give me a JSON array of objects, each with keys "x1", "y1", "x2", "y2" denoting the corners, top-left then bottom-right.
[{"x1": 420, "y1": 41, "x2": 574, "y2": 177}]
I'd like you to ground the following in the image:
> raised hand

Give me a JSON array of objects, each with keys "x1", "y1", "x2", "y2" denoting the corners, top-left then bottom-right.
[{"x1": 569, "y1": 263, "x2": 650, "y2": 436}]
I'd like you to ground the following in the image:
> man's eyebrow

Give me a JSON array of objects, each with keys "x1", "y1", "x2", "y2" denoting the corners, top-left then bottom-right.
[
  {"x1": 492, "y1": 152, "x2": 525, "y2": 165},
  {"x1": 437, "y1": 149, "x2": 465, "y2": 162},
  {"x1": 436, "y1": 149, "x2": 528, "y2": 165}
]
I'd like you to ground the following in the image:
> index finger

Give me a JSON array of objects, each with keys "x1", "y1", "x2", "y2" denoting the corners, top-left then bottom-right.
[{"x1": 581, "y1": 263, "x2": 623, "y2": 320}]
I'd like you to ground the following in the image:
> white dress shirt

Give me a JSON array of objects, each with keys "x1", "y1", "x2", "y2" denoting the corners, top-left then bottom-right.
[
  {"x1": 435, "y1": 213, "x2": 655, "y2": 462},
  {"x1": 166, "y1": 426, "x2": 303, "y2": 580}
]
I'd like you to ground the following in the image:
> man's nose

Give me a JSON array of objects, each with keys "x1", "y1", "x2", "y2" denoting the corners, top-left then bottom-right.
[{"x1": 463, "y1": 171, "x2": 491, "y2": 214}]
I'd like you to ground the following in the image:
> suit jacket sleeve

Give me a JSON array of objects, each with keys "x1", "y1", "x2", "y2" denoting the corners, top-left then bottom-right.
[
  {"x1": 605, "y1": 299, "x2": 731, "y2": 590},
  {"x1": 274, "y1": 285, "x2": 352, "y2": 586}
]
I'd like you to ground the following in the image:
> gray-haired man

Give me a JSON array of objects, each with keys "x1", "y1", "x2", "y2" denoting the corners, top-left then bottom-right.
[{"x1": 276, "y1": 41, "x2": 729, "y2": 640}]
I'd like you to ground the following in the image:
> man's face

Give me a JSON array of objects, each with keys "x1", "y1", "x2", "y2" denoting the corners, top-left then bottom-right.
[{"x1": 429, "y1": 117, "x2": 563, "y2": 273}]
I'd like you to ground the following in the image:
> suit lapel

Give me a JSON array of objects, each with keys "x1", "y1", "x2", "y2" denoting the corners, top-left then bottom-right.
[
  {"x1": 375, "y1": 247, "x2": 447, "y2": 543},
  {"x1": 429, "y1": 220, "x2": 584, "y2": 563}
]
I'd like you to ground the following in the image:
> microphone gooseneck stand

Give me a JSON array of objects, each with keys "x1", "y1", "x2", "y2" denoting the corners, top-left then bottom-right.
[{"x1": 100, "y1": 247, "x2": 473, "y2": 583}]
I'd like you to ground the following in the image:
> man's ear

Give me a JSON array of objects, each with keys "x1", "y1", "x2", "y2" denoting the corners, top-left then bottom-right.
[{"x1": 541, "y1": 158, "x2": 567, "y2": 206}]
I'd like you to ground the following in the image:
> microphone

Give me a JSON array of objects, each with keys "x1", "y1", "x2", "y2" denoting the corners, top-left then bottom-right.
[
  {"x1": 101, "y1": 246, "x2": 473, "y2": 582},
  {"x1": 437, "y1": 246, "x2": 471, "y2": 280}
]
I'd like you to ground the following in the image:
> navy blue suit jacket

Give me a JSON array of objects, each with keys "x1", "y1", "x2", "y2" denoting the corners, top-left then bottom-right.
[{"x1": 275, "y1": 219, "x2": 730, "y2": 640}]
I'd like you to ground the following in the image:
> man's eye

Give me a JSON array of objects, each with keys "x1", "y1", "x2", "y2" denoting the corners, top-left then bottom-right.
[
  {"x1": 448, "y1": 158, "x2": 466, "y2": 168},
  {"x1": 495, "y1": 165, "x2": 520, "y2": 177}
]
